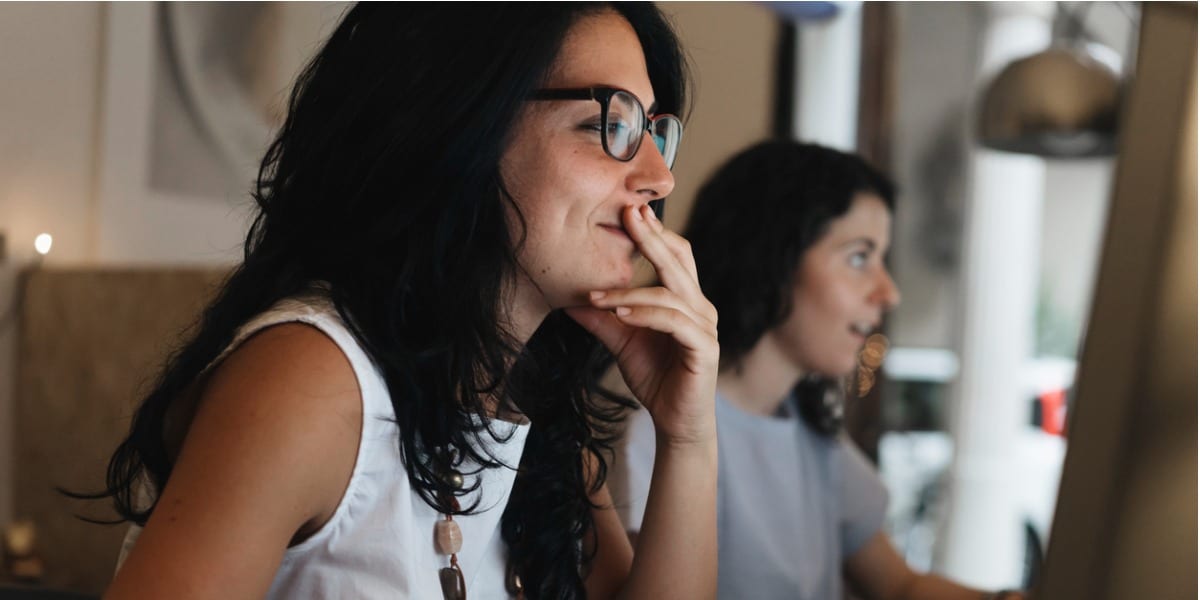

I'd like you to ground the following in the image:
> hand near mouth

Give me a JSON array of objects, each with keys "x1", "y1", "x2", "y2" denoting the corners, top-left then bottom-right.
[{"x1": 565, "y1": 204, "x2": 719, "y2": 448}]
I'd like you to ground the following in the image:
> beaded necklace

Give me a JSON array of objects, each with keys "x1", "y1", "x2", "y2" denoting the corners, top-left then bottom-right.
[
  {"x1": 433, "y1": 448, "x2": 466, "y2": 600},
  {"x1": 432, "y1": 450, "x2": 525, "y2": 600}
]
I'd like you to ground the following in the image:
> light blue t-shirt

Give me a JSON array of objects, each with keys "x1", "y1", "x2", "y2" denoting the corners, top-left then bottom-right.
[{"x1": 612, "y1": 392, "x2": 888, "y2": 600}]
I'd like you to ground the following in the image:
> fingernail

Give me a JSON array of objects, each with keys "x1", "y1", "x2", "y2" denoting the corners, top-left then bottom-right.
[
  {"x1": 632, "y1": 206, "x2": 644, "y2": 221},
  {"x1": 644, "y1": 205, "x2": 658, "y2": 221},
  {"x1": 615, "y1": 306, "x2": 631, "y2": 316},
  {"x1": 589, "y1": 290, "x2": 606, "y2": 300}
]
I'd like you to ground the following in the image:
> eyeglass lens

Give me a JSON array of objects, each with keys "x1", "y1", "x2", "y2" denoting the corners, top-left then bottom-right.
[
  {"x1": 651, "y1": 115, "x2": 681, "y2": 169},
  {"x1": 605, "y1": 91, "x2": 641, "y2": 160},
  {"x1": 606, "y1": 90, "x2": 680, "y2": 169}
]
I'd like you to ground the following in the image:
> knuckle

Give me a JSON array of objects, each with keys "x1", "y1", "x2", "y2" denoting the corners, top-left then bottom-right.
[
  {"x1": 667, "y1": 308, "x2": 686, "y2": 327},
  {"x1": 672, "y1": 309, "x2": 691, "y2": 328}
]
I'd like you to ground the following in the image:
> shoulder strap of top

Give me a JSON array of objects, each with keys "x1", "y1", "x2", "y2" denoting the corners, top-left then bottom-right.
[{"x1": 215, "y1": 294, "x2": 395, "y2": 422}]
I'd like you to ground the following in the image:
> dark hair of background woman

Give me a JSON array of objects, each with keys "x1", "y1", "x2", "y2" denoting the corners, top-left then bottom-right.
[
  {"x1": 682, "y1": 140, "x2": 894, "y2": 437},
  {"x1": 77, "y1": 4, "x2": 689, "y2": 597}
]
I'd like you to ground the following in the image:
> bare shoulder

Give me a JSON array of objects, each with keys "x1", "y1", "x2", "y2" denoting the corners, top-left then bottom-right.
[
  {"x1": 206, "y1": 321, "x2": 363, "y2": 422},
  {"x1": 106, "y1": 322, "x2": 364, "y2": 599},
  {"x1": 190, "y1": 321, "x2": 364, "y2": 525}
]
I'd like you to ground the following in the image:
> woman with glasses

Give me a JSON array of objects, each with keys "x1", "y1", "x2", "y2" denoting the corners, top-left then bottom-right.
[
  {"x1": 93, "y1": 4, "x2": 718, "y2": 598},
  {"x1": 614, "y1": 141, "x2": 1024, "y2": 600}
]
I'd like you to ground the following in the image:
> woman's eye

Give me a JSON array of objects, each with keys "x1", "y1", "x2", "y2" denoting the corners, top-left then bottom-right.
[
  {"x1": 849, "y1": 252, "x2": 869, "y2": 269},
  {"x1": 608, "y1": 119, "x2": 632, "y2": 134}
]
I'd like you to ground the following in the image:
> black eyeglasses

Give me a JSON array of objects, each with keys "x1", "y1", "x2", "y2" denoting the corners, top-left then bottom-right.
[{"x1": 529, "y1": 87, "x2": 682, "y2": 170}]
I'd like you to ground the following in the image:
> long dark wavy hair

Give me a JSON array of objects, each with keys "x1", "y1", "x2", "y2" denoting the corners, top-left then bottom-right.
[
  {"x1": 84, "y1": 4, "x2": 689, "y2": 596},
  {"x1": 683, "y1": 140, "x2": 894, "y2": 436}
]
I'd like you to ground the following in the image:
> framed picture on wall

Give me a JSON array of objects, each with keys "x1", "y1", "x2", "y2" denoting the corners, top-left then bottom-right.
[{"x1": 94, "y1": 2, "x2": 344, "y2": 264}]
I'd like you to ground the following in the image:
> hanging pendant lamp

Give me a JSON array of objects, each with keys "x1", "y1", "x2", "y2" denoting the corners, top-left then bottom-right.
[{"x1": 977, "y1": 4, "x2": 1125, "y2": 158}]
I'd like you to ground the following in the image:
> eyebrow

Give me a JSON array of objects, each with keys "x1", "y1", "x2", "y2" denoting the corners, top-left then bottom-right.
[
  {"x1": 593, "y1": 82, "x2": 657, "y2": 114},
  {"x1": 838, "y1": 238, "x2": 878, "y2": 252}
]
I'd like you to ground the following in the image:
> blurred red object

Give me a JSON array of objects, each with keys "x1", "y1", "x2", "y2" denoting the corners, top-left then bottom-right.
[{"x1": 1038, "y1": 389, "x2": 1068, "y2": 437}]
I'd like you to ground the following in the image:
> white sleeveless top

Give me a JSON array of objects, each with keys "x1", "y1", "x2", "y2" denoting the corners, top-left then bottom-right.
[{"x1": 117, "y1": 293, "x2": 531, "y2": 598}]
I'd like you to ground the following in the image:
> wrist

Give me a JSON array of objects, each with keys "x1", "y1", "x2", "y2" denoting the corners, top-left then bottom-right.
[
  {"x1": 653, "y1": 421, "x2": 717, "y2": 451},
  {"x1": 654, "y1": 428, "x2": 718, "y2": 458}
]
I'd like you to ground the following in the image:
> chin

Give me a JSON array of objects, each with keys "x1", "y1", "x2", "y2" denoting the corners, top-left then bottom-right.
[
  {"x1": 557, "y1": 276, "x2": 631, "y2": 309},
  {"x1": 599, "y1": 259, "x2": 636, "y2": 288},
  {"x1": 610, "y1": 268, "x2": 635, "y2": 288}
]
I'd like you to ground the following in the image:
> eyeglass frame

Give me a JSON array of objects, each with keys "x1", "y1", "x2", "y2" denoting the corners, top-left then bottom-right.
[{"x1": 527, "y1": 86, "x2": 682, "y2": 170}]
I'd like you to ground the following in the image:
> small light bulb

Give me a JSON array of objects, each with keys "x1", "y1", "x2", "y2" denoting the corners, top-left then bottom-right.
[{"x1": 34, "y1": 233, "x2": 52, "y2": 255}]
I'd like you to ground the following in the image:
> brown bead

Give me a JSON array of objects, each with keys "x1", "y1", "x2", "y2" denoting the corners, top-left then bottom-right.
[
  {"x1": 443, "y1": 469, "x2": 465, "y2": 490},
  {"x1": 435, "y1": 519, "x2": 463, "y2": 555},
  {"x1": 438, "y1": 565, "x2": 465, "y2": 600}
]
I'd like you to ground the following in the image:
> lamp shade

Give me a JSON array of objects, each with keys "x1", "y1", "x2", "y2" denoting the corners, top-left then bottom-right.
[{"x1": 978, "y1": 46, "x2": 1122, "y2": 157}]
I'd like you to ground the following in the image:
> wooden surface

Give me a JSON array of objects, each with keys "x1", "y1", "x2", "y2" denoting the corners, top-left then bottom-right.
[{"x1": 14, "y1": 268, "x2": 226, "y2": 593}]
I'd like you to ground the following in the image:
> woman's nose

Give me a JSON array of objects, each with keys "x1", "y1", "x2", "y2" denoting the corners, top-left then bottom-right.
[
  {"x1": 876, "y1": 269, "x2": 901, "y2": 310},
  {"x1": 628, "y1": 131, "x2": 675, "y2": 199}
]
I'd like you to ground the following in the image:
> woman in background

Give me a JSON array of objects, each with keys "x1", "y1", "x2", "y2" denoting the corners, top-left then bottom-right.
[
  {"x1": 91, "y1": 4, "x2": 720, "y2": 599},
  {"x1": 615, "y1": 140, "x2": 1023, "y2": 600}
]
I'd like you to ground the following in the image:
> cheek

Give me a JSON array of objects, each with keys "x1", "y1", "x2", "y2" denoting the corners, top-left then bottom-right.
[
  {"x1": 789, "y1": 286, "x2": 855, "y2": 346},
  {"x1": 800, "y1": 265, "x2": 862, "y2": 315},
  {"x1": 792, "y1": 280, "x2": 845, "y2": 326},
  {"x1": 504, "y1": 162, "x2": 568, "y2": 242},
  {"x1": 502, "y1": 112, "x2": 574, "y2": 203}
]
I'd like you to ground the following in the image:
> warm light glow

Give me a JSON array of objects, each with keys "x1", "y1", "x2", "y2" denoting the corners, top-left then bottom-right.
[{"x1": 34, "y1": 233, "x2": 52, "y2": 255}]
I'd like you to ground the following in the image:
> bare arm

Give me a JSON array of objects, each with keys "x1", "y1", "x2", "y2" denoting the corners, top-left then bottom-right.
[
  {"x1": 105, "y1": 324, "x2": 362, "y2": 600},
  {"x1": 845, "y1": 532, "x2": 1025, "y2": 600},
  {"x1": 584, "y1": 442, "x2": 718, "y2": 600},
  {"x1": 583, "y1": 481, "x2": 635, "y2": 600},
  {"x1": 618, "y1": 436, "x2": 718, "y2": 599}
]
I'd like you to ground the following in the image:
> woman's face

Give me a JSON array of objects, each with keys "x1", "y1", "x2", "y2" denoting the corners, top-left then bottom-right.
[
  {"x1": 501, "y1": 11, "x2": 675, "y2": 315},
  {"x1": 769, "y1": 193, "x2": 901, "y2": 377}
]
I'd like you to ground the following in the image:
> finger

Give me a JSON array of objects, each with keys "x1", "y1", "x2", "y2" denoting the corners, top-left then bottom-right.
[
  {"x1": 623, "y1": 205, "x2": 701, "y2": 302},
  {"x1": 644, "y1": 211, "x2": 700, "y2": 284},
  {"x1": 563, "y1": 306, "x2": 637, "y2": 357},
  {"x1": 589, "y1": 287, "x2": 713, "y2": 331},
  {"x1": 609, "y1": 305, "x2": 719, "y2": 366},
  {"x1": 646, "y1": 224, "x2": 716, "y2": 325},
  {"x1": 624, "y1": 207, "x2": 718, "y2": 327}
]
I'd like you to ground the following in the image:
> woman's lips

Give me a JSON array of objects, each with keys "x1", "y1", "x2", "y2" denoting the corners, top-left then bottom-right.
[
  {"x1": 599, "y1": 223, "x2": 641, "y2": 260},
  {"x1": 599, "y1": 223, "x2": 633, "y2": 243}
]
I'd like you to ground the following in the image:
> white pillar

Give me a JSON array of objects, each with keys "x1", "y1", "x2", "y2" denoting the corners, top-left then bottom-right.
[
  {"x1": 792, "y1": 1, "x2": 862, "y2": 152},
  {"x1": 936, "y1": 2, "x2": 1053, "y2": 588}
]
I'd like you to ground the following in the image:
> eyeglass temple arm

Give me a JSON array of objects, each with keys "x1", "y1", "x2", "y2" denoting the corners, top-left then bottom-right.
[{"x1": 528, "y1": 89, "x2": 597, "y2": 101}]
